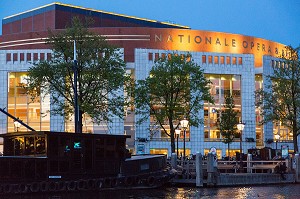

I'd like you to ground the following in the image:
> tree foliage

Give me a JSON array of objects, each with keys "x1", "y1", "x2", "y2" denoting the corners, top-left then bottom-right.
[
  {"x1": 25, "y1": 17, "x2": 130, "y2": 133},
  {"x1": 134, "y1": 52, "x2": 214, "y2": 153},
  {"x1": 255, "y1": 46, "x2": 300, "y2": 153},
  {"x1": 217, "y1": 95, "x2": 239, "y2": 156}
]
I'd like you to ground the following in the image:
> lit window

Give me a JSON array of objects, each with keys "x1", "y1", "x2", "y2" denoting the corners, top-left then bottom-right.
[
  {"x1": 214, "y1": 56, "x2": 219, "y2": 64},
  {"x1": 208, "y1": 56, "x2": 212, "y2": 64},
  {"x1": 202, "y1": 55, "x2": 206, "y2": 63},
  {"x1": 238, "y1": 57, "x2": 242, "y2": 65},
  {"x1": 148, "y1": 53, "x2": 153, "y2": 61},
  {"x1": 226, "y1": 56, "x2": 231, "y2": 65},
  {"x1": 220, "y1": 56, "x2": 225, "y2": 64},
  {"x1": 232, "y1": 57, "x2": 237, "y2": 65}
]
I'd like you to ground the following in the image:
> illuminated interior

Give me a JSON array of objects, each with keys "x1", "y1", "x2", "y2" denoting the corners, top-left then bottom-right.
[
  {"x1": 204, "y1": 149, "x2": 222, "y2": 159},
  {"x1": 255, "y1": 75, "x2": 263, "y2": 146},
  {"x1": 204, "y1": 74, "x2": 241, "y2": 141},
  {"x1": 150, "y1": 148, "x2": 191, "y2": 156},
  {"x1": 8, "y1": 72, "x2": 50, "y2": 132}
]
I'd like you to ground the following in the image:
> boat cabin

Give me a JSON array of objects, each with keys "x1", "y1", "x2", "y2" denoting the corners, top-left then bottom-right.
[{"x1": 0, "y1": 131, "x2": 131, "y2": 182}]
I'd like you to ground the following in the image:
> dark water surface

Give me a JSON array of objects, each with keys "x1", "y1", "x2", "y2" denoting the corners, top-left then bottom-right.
[{"x1": 3, "y1": 184, "x2": 300, "y2": 199}]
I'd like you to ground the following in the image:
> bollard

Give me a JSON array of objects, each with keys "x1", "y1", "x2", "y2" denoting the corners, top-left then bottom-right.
[
  {"x1": 171, "y1": 153, "x2": 177, "y2": 169},
  {"x1": 207, "y1": 152, "x2": 215, "y2": 186},
  {"x1": 196, "y1": 152, "x2": 203, "y2": 187},
  {"x1": 295, "y1": 154, "x2": 300, "y2": 182},
  {"x1": 247, "y1": 154, "x2": 252, "y2": 173}
]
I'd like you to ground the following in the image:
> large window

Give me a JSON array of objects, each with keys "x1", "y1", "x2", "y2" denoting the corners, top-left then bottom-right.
[
  {"x1": 204, "y1": 74, "x2": 241, "y2": 141},
  {"x1": 255, "y1": 75, "x2": 263, "y2": 146},
  {"x1": 8, "y1": 72, "x2": 50, "y2": 132}
]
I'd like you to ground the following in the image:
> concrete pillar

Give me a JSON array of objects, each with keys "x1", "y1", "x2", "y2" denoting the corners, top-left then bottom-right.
[
  {"x1": 171, "y1": 153, "x2": 177, "y2": 169},
  {"x1": 247, "y1": 154, "x2": 252, "y2": 173},
  {"x1": 196, "y1": 152, "x2": 203, "y2": 187},
  {"x1": 207, "y1": 152, "x2": 215, "y2": 186},
  {"x1": 295, "y1": 154, "x2": 300, "y2": 182}
]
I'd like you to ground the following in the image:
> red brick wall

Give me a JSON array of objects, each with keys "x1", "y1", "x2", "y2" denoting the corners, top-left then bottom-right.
[{"x1": 2, "y1": 11, "x2": 55, "y2": 35}]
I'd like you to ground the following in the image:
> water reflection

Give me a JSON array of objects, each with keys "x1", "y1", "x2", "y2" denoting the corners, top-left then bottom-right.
[{"x1": 2, "y1": 184, "x2": 300, "y2": 199}]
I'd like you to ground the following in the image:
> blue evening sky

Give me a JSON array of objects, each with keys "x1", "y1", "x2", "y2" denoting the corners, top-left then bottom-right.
[{"x1": 0, "y1": 0, "x2": 299, "y2": 47}]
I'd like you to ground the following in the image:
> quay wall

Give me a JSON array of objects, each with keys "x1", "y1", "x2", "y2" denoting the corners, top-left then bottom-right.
[
  {"x1": 170, "y1": 152, "x2": 300, "y2": 187},
  {"x1": 216, "y1": 173, "x2": 295, "y2": 186}
]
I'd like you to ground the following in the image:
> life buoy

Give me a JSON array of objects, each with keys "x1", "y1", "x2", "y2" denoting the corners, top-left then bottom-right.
[
  {"x1": 3, "y1": 184, "x2": 13, "y2": 194},
  {"x1": 86, "y1": 179, "x2": 95, "y2": 190},
  {"x1": 56, "y1": 181, "x2": 66, "y2": 191},
  {"x1": 124, "y1": 176, "x2": 134, "y2": 186},
  {"x1": 95, "y1": 179, "x2": 103, "y2": 189},
  {"x1": 134, "y1": 176, "x2": 142, "y2": 185},
  {"x1": 77, "y1": 179, "x2": 87, "y2": 190},
  {"x1": 103, "y1": 178, "x2": 112, "y2": 188},
  {"x1": 19, "y1": 183, "x2": 28, "y2": 194},
  {"x1": 48, "y1": 181, "x2": 57, "y2": 192},
  {"x1": 67, "y1": 181, "x2": 76, "y2": 191},
  {"x1": 29, "y1": 182, "x2": 40, "y2": 193},
  {"x1": 146, "y1": 176, "x2": 156, "y2": 187},
  {"x1": 13, "y1": 184, "x2": 21, "y2": 194},
  {"x1": 40, "y1": 181, "x2": 49, "y2": 192},
  {"x1": 110, "y1": 178, "x2": 118, "y2": 187}
]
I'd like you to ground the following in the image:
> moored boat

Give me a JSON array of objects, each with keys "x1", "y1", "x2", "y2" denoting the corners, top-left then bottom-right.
[{"x1": 0, "y1": 131, "x2": 174, "y2": 194}]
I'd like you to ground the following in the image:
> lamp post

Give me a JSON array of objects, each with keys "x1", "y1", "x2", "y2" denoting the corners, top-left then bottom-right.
[
  {"x1": 180, "y1": 118, "x2": 189, "y2": 159},
  {"x1": 237, "y1": 121, "x2": 245, "y2": 171},
  {"x1": 14, "y1": 120, "x2": 21, "y2": 132},
  {"x1": 175, "y1": 129, "x2": 181, "y2": 157},
  {"x1": 274, "y1": 134, "x2": 280, "y2": 150}
]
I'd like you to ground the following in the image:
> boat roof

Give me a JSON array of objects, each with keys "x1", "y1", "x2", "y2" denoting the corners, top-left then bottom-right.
[{"x1": 126, "y1": 154, "x2": 166, "y2": 161}]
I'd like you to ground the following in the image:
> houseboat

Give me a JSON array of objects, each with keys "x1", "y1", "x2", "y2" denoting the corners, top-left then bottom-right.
[{"x1": 0, "y1": 131, "x2": 173, "y2": 194}]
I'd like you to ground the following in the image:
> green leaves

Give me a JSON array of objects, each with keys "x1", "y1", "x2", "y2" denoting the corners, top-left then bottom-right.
[
  {"x1": 134, "y1": 52, "x2": 213, "y2": 152},
  {"x1": 255, "y1": 45, "x2": 300, "y2": 152},
  {"x1": 25, "y1": 17, "x2": 129, "y2": 132},
  {"x1": 218, "y1": 95, "x2": 238, "y2": 144}
]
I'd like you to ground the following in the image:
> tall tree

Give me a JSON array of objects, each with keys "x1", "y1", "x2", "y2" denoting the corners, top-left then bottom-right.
[
  {"x1": 134, "y1": 53, "x2": 214, "y2": 153},
  {"x1": 25, "y1": 17, "x2": 130, "y2": 133},
  {"x1": 255, "y1": 46, "x2": 300, "y2": 153},
  {"x1": 217, "y1": 95, "x2": 239, "y2": 156}
]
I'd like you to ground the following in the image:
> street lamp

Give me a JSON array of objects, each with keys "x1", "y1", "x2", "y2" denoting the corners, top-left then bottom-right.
[
  {"x1": 175, "y1": 129, "x2": 181, "y2": 157},
  {"x1": 274, "y1": 134, "x2": 280, "y2": 150},
  {"x1": 14, "y1": 120, "x2": 21, "y2": 132},
  {"x1": 180, "y1": 118, "x2": 189, "y2": 159},
  {"x1": 237, "y1": 121, "x2": 245, "y2": 171}
]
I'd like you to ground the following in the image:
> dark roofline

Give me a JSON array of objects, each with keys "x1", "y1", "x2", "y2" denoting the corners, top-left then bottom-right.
[{"x1": 3, "y1": 2, "x2": 190, "y2": 29}]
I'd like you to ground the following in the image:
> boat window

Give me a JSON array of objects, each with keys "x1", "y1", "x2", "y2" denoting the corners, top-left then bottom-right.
[
  {"x1": 36, "y1": 136, "x2": 45, "y2": 155},
  {"x1": 24, "y1": 136, "x2": 35, "y2": 155},
  {"x1": 4, "y1": 138, "x2": 14, "y2": 156},
  {"x1": 14, "y1": 137, "x2": 24, "y2": 156}
]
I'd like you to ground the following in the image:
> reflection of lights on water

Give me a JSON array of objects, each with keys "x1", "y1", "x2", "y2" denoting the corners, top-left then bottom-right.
[
  {"x1": 235, "y1": 187, "x2": 254, "y2": 198},
  {"x1": 164, "y1": 187, "x2": 203, "y2": 199}
]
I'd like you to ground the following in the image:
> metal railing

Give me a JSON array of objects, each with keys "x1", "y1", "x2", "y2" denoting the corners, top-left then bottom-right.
[{"x1": 169, "y1": 158, "x2": 292, "y2": 180}]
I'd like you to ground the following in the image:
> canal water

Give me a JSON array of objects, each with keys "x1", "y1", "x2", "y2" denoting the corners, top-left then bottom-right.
[{"x1": 3, "y1": 184, "x2": 300, "y2": 199}]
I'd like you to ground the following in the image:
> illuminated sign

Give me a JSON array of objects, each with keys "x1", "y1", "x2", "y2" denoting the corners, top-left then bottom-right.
[{"x1": 153, "y1": 30, "x2": 287, "y2": 67}]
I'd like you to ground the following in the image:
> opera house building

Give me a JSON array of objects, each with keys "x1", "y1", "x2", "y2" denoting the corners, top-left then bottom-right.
[{"x1": 0, "y1": 3, "x2": 295, "y2": 157}]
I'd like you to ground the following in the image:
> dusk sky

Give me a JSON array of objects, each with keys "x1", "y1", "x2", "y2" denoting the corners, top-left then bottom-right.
[{"x1": 0, "y1": 0, "x2": 299, "y2": 47}]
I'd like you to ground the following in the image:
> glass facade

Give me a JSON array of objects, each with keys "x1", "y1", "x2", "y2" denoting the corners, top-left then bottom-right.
[
  {"x1": 255, "y1": 75, "x2": 263, "y2": 146},
  {"x1": 204, "y1": 74, "x2": 241, "y2": 141},
  {"x1": 8, "y1": 72, "x2": 50, "y2": 132},
  {"x1": 255, "y1": 74, "x2": 293, "y2": 144}
]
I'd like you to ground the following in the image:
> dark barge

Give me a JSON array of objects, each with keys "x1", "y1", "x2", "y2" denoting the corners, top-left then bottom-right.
[{"x1": 0, "y1": 131, "x2": 173, "y2": 194}]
